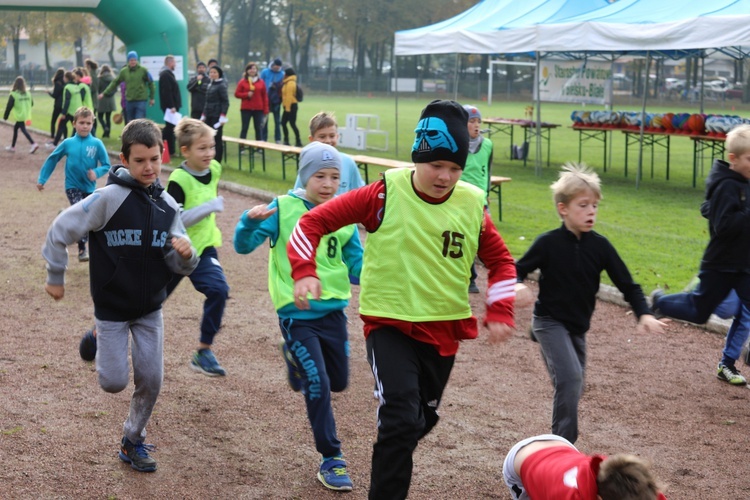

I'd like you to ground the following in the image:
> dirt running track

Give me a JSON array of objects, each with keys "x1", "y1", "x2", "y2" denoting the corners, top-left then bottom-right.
[{"x1": 1, "y1": 122, "x2": 749, "y2": 499}]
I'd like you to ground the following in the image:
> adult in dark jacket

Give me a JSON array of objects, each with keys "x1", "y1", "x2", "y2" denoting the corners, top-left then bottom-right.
[
  {"x1": 48, "y1": 68, "x2": 65, "y2": 140},
  {"x1": 202, "y1": 65, "x2": 229, "y2": 163},
  {"x1": 159, "y1": 55, "x2": 182, "y2": 156},
  {"x1": 186, "y1": 61, "x2": 208, "y2": 119},
  {"x1": 97, "y1": 65, "x2": 116, "y2": 138}
]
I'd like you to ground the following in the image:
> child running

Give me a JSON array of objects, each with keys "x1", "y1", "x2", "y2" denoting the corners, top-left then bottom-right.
[
  {"x1": 234, "y1": 142, "x2": 363, "y2": 492},
  {"x1": 515, "y1": 163, "x2": 666, "y2": 445},
  {"x1": 287, "y1": 100, "x2": 518, "y2": 499},
  {"x1": 166, "y1": 117, "x2": 230, "y2": 376},
  {"x1": 4, "y1": 76, "x2": 39, "y2": 153},
  {"x1": 42, "y1": 119, "x2": 198, "y2": 472},
  {"x1": 37, "y1": 106, "x2": 111, "y2": 262}
]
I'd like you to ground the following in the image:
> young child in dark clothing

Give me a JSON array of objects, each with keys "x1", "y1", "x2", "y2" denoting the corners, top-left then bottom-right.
[
  {"x1": 652, "y1": 124, "x2": 750, "y2": 385},
  {"x1": 515, "y1": 163, "x2": 665, "y2": 444}
]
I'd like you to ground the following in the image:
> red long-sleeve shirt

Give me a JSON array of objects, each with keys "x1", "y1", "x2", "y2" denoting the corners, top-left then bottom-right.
[{"x1": 287, "y1": 177, "x2": 516, "y2": 356}]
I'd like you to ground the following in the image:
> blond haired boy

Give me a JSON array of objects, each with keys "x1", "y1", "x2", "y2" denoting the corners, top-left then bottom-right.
[
  {"x1": 166, "y1": 117, "x2": 230, "y2": 376},
  {"x1": 293, "y1": 111, "x2": 365, "y2": 195},
  {"x1": 515, "y1": 163, "x2": 665, "y2": 444},
  {"x1": 503, "y1": 434, "x2": 667, "y2": 499}
]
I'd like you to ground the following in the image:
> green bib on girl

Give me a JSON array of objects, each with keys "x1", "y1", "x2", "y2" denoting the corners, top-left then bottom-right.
[{"x1": 9, "y1": 90, "x2": 32, "y2": 122}]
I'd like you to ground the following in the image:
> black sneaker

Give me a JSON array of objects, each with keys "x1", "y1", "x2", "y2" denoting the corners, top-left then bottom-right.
[
  {"x1": 79, "y1": 329, "x2": 97, "y2": 362},
  {"x1": 119, "y1": 436, "x2": 157, "y2": 472},
  {"x1": 468, "y1": 280, "x2": 480, "y2": 294}
]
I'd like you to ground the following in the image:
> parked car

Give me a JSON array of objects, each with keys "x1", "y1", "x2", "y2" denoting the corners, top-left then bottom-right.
[{"x1": 725, "y1": 82, "x2": 744, "y2": 99}]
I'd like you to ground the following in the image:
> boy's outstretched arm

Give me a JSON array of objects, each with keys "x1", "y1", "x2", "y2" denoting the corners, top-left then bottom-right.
[
  {"x1": 233, "y1": 201, "x2": 279, "y2": 255},
  {"x1": 476, "y1": 211, "x2": 516, "y2": 333}
]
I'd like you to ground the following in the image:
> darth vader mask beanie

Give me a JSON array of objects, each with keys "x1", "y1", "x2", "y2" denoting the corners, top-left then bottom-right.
[{"x1": 411, "y1": 99, "x2": 470, "y2": 169}]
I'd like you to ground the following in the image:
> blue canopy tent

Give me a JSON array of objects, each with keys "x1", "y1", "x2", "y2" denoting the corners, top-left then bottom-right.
[
  {"x1": 392, "y1": 0, "x2": 613, "y2": 173},
  {"x1": 394, "y1": 0, "x2": 750, "y2": 185}
]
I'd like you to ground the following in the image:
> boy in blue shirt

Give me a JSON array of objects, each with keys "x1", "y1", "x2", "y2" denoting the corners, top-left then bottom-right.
[
  {"x1": 37, "y1": 106, "x2": 111, "y2": 262},
  {"x1": 234, "y1": 142, "x2": 363, "y2": 492}
]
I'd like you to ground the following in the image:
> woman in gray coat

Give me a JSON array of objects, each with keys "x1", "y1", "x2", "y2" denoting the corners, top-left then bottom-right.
[{"x1": 97, "y1": 65, "x2": 117, "y2": 138}]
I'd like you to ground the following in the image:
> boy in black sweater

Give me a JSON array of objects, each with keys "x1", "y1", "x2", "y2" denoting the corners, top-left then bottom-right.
[
  {"x1": 515, "y1": 163, "x2": 665, "y2": 444},
  {"x1": 652, "y1": 124, "x2": 750, "y2": 385}
]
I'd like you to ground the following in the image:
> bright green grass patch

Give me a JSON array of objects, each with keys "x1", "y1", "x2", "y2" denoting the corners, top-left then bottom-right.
[{"x1": 24, "y1": 90, "x2": 741, "y2": 293}]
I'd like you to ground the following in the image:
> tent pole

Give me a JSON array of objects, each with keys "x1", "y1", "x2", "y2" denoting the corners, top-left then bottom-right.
[
  {"x1": 535, "y1": 52, "x2": 542, "y2": 177},
  {"x1": 395, "y1": 55, "x2": 399, "y2": 156},
  {"x1": 454, "y1": 53, "x2": 460, "y2": 101},
  {"x1": 700, "y1": 52, "x2": 705, "y2": 114},
  {"x1": 637, "y1": 51, "x2": 652, "y2": 190}
]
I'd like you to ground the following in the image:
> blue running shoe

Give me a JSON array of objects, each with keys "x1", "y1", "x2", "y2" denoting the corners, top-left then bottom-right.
[
  {"x1": 279, "y1": 339, "x2": 303, "y2": 392},
  {"x1": 190, "y1": 349, "x2": 226, "y2": 377},
  {"x1": 317, "y1": 456, "x2": 353, "y2": 491},
  {"x1": 119, "y1": 436, "x2": 157, "y2": 472},
  {"x1": 79, "y1": 328, "x2": 97, "y2": 362}
]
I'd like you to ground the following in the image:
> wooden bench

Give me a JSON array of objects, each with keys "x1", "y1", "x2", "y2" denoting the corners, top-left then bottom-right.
[
  {"x1": 222, "y1": 136, "x2": 302, "y2": 180},
  {"x1": 490, "y1": 176, "x2": 512, "y2": 221},
  {"x1": 349, "y1": 154, "x2": 413, "y2": 183}
]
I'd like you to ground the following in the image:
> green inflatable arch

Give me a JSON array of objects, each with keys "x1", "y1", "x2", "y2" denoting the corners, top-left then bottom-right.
[{"x1": 1, "y1": 0, "x2": 189, "y2": 122}]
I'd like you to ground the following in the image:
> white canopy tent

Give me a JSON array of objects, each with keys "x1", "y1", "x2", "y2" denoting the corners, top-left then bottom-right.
[{"x1": 393, "y1": 0, "x2": 750, "y2": 184}]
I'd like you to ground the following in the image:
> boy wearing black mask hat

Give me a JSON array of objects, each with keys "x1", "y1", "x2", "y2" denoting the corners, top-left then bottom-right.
[{"x1": 286, "y1": 99, "x2": 520, "y2": 499}]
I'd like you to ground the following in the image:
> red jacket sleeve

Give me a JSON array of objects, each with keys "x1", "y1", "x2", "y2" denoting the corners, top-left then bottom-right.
[
  {"x1": 234, "y1": 79, "x2": 247, "y2": 100},
  {"x1": 477, "y1": 210, "x2": 516, "y2": 327},
  {"x1": 288, "y1": 181, "x2": 384, "y2": 280}
]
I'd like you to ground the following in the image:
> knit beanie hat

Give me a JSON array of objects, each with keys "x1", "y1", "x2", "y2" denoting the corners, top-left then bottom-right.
[
  {"x1": 412, "y1": 100, "x2": 470, "y2": 169},
  {"x1": 127, "y1": 51, "x2": 138, "y2": 61},
  {"x1": 298, "y1": 142, "x2": 341, "y2": 187},
  {"x1": 463, "y1": 104, "x2": 482, "y2": 121},
  {"x1": 209, "y1": 65, "x2": 223, "y2": 79},
  {"x1": 272, "y1": 58, "x2": 283, "y2": 67}
]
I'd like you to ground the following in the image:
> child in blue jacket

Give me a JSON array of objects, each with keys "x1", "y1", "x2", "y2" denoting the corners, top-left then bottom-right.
[{"x1": 37, "y1": 106, "x2": 110, "y2": 261}]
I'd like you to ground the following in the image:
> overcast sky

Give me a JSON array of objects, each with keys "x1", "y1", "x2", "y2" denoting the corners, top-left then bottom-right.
[{"x1": 200, "y1": 0, "x2": 217, "y2": 18}]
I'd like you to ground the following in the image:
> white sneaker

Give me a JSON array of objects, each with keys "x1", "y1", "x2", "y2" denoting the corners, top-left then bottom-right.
[
  {"x1": 30, "y1": 143, "x2": 39, "y2": 154},
  {"x1": 45, "y1": 142, "x2": 55, "y2": 149},
  {"x1": 4, "y1": 146, "x2": 15, "y2": 152}
]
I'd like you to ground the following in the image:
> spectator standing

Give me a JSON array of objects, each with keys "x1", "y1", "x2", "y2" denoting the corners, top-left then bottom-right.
[
  {"x1": 201, "y1": 65, "x2": 229, "y2": 163},
  {"x1": 99, "y1": 51, "x2": 155, "y2": 121},
  {"x1": 260, "y1": 58, "x2": 284, "y2": 143},
  {"x1": 48, "y1": 68, "x2": 65, "y2": 142},
  {"x1": 234, "y1": 62, "x2": 268, "y2": 141},
  {"x1": 158, "y1": 55, "x2": 182, "y2": 156},
  {"x1": 187, "y1": 61, "x2": 208, "y2": 120},
  {"x1": 281, "y1": 67, "x2": 302, "y2": 147},
  {"x1": 97, "y1": 64, "x2": 116, "y2": 138},
  {"x1": 85, "y1": 58, "x2": 100, "y2": 122}
]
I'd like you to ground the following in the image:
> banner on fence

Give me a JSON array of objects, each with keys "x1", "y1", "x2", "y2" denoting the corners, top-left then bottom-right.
[{"x1": 537, "y1": 60, "x2": 612, "y2": 105}]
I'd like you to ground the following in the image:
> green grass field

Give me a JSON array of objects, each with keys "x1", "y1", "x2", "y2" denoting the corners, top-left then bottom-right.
[{"x1": 20, "y1": 88, "x2": 749, "y2": 293}]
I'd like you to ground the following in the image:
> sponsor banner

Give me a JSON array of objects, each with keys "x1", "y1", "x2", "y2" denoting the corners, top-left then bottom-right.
[{"x1": 537, "y1": 60, "x2": 612, "y2": 105}]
